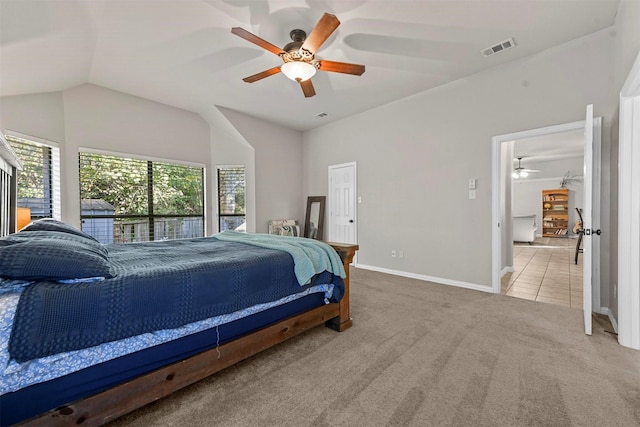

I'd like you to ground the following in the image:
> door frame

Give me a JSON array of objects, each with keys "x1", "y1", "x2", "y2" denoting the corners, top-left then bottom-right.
[
  {"x1": 617, "y1": 51, "x2": 640, "y2": 350},
  {"x1": 327, "y1": 161, "x2": 357, "y2": 247},
  {"x1": 491, "y1": 118, "x2": 602, "y2": 306}
]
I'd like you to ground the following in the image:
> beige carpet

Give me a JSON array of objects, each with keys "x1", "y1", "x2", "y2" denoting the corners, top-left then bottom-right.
[{"x1": 110, "y1": 268, "x2": 640, "y2": 426}]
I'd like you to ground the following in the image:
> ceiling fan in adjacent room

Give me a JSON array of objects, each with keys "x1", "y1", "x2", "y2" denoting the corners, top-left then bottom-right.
[
  {"x1": 231, "y1": 13, "x2": 365, "y2": 98},
  {"x1": 512, "y1": 157, "x2": 541, "y2": 178}
]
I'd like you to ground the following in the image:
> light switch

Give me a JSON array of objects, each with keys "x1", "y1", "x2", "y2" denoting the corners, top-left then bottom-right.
[
  {"x1": 469, "y1": 189, "x2": 476, "y2": 199},
  {"x1": 468, "y1": 178, "x2": 476, "y2": 189}
]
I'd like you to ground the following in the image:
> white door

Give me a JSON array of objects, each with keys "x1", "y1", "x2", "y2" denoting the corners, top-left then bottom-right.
[
  {"x1": 582, "y1": 105, "x2": 594, "y2": 335},
  {"x1": 328, "y1": 162, "x2": 356, "y2": 244}
]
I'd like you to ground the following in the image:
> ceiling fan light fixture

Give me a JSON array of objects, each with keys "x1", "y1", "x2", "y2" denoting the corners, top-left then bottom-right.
[{"x1": 281, "y1": 61, "x2": 316, "y2": 82}]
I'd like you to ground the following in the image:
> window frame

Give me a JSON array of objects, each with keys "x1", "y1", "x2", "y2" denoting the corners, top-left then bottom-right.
[
  {"x1": 5, "y1": 130, "x2": 61, "y2": 222},
  {"x1": 79, "y1": 148, "x2": 206, "y2": 242},
  {"x1": 217, "y1": 165, "x2": 246, "y2": 232}
]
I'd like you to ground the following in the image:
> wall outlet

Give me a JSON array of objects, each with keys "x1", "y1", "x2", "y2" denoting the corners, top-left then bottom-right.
[{"x1": 391, "y1": 250, "x2": 396, "y2": 258}]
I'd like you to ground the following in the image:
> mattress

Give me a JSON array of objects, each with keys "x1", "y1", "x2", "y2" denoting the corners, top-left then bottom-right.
[
  {"x1": 1, "y1": 289, "x2": 331, "y2": 425},
  {"x1": 0, "y1": 229, "x2": 346, "y2": 425}
]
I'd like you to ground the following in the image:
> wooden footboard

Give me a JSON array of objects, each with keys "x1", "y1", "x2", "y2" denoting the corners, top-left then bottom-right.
[
  {"x1": 325, "y1": 242, "x2": 358, "y2": 332},
  {"x1": 18, "y1": 242, "x2": 358, "y2": 427}
]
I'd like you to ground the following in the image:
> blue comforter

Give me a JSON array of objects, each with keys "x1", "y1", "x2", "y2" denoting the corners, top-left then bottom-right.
[{"x1": 8, "y1": 236, "x2": 344, "y2": 362}]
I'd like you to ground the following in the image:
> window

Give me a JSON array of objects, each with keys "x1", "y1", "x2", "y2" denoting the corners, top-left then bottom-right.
[
  {"x1": 6, "y1": 133, "x2": 61, "y2": 222},
  {"x1": 0, "y1": 133, "x2": 21, "y2": 236},
  {"x1": 79, "y1": 151, "x2": 205, "y2": 243},
  {"x1": 217, "y1": 166, "x2": 245, "y2": 232}
]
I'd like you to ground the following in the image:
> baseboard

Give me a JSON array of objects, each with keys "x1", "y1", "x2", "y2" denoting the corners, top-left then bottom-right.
[
  {"x1": 593, "y1": 307, "x2": 618, "y2": 333},
  {"x1": 501, "y1": 266, "x2": 514, "y2": 276},
  {"x1": 355, "y1": 264, "x2": 493, "y2": 294},
  {"x1": 596, "y1": 306, "x2": 609, "y2": 316},
  {"x1": 607, "y1": 310, "x2": 619, "y2": 333}
]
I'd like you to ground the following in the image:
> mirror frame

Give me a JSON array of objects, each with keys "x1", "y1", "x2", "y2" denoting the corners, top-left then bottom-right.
[{"x1": 304, "y1": 196, "x2": 325, "y2": 240}]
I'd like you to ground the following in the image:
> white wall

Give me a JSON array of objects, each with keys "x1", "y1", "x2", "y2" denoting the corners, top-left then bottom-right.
[
  {"x1": 303, "y1": 28, "x2": 616, "y2": 288},
  {"x1": 513, "y1": 179, "x2": 583, "y2": 236},
  {"x1": 0, "y1": 84, "x2": 306, "y2": 237},
  {"x1": 512, "y1": 157, "x2": 584, "y2": 236},
  {"x1": 0, "y1": 92, "x2": 66, "y2": 144},
  {"x1": 218, "y1": 108, "x2": 303, "y2": 233},
  {"x1": 1, "y1": 84, "x2": 212, "y2": 231},
  {"x1": 202, "y1": 107, "x2": 256, "y2": 233},
  {"x1": 608, "y1": 0, "x2": 640, "y2": 323}
]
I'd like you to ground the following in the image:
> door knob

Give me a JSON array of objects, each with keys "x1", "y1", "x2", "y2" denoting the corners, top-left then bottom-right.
[{"x1": 349, "y1": 219, "x2": 354, "y2": 223}]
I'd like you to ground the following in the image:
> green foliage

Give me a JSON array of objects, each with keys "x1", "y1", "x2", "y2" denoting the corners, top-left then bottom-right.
[
  {"x1": 9, "y1": 137, "x2": 48, "y2": 199},
  {"x1": 218, "y1": 168, "x2": 245, "y2": 215},
  {"x1": 79, "y1": 153, "x2": 203, "y2": 216},
  {"x1": 153, "y1": 162, "x2": 204, "y2": 215}
]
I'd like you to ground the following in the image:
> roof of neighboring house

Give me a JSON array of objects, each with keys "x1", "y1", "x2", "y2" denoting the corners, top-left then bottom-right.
[{"x1": 81, "y1": 199, "x2": 115, "y2": 211}]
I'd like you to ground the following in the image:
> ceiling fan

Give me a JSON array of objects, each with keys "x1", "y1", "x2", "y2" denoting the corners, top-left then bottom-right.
[
  {"x1": 512, "y1": 157, "x2": 541, "y2": 178},
  {"x1": 231, "y1": 13, "x2": 365, "y2": 98}
]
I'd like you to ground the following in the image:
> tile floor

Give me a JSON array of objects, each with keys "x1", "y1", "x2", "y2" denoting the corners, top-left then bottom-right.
[{"x1": 501, "y1": 236, "x2": 583, "y2": 309}]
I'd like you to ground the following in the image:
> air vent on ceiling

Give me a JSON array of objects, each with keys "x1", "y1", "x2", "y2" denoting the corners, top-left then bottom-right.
[
  {"x1": 315, "y1": 112, "x2": 328, "y2": 118},
  {"x1": 482, "y1": 37, "x2": 516, "y2": 57}
]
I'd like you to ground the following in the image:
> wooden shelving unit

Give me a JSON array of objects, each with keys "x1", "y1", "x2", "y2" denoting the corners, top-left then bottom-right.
[{"x1": 542, "y1": 189, "x2": 569, "y2": 237}]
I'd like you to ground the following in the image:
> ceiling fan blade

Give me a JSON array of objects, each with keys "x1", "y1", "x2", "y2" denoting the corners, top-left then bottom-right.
[
  {"x1": 231, "y1": 27, "x2": 284, "y2": 56},
  {"x1": 301, "y1": 13, "x2": 340, "y2": 54},
  {"x1": 318, "y1": 60, "x2": 365, "y2": 75},
  {"x1": 242, "y1": 66, "x2": 282, "y2": 83},
  {"x1": 299, "y1": 79, "x2": 316, "y2": 97}
]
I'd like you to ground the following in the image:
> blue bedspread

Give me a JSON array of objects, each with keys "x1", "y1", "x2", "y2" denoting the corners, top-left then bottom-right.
[
  {"x1": 213, "y1": 231, "x2": 346, "y2": 284},
  {"x1": 8, "y1": 237, "x2": 344, "y2": 362}
]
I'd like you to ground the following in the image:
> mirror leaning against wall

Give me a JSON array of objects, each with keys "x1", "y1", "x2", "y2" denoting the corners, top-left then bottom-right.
[{"x1": 304, "y1": 196, "x2": 325, "y2": 240}]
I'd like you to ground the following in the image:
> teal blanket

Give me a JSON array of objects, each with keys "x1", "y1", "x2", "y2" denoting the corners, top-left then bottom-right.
[{"x1": 213, "y1": 231, "x2": 346, "y2": 285}]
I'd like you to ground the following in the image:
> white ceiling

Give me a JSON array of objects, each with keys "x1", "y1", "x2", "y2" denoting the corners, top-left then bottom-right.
[
  {"x1": 514, "y1": 129, "x2": 585, "y2": 165},
  {"x1": 0, "y1": 0, "x2": 620, "y2": 132}
]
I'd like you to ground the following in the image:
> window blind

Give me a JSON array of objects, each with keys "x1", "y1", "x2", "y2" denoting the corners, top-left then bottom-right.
[
  {"x1": 217, "y1": 166, "x2": 245, "y2": 232},
  {"x1": 7, "y1": 135, "x2": 60, "y2": 221}
]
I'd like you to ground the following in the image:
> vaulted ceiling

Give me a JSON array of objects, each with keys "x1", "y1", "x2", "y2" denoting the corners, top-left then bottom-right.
[{"x1": 0, "y1": 0, "x2": 620, "y2": 131}]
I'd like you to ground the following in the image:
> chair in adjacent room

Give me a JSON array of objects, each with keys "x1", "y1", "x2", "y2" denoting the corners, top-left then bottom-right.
[{"x1": 574, "y1": 208, "x2": 584, "y2": 264}]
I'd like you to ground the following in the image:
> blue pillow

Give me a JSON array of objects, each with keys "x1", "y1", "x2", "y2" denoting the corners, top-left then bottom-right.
[
  {"x1": 20, "y1": 218, "x2": 99, "y2": 243},
  {"x1": 0, "y1": 231, "x2": 112, "y2": 281}
]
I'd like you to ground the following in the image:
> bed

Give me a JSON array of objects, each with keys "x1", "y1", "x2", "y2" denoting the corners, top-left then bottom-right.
[{"x1": 0, "y1": 220, "x2": 357, "y2": 426}]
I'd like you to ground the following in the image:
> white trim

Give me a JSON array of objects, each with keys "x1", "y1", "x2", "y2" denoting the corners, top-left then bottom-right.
[
  {"x1": 5, "y1": 129, "x2": 60, "y2": 149},
  {"x1": 492, "y1": 120, "x2": 590, "y2": 294},
  {"x1": 357, "y1": 264, "x2": 492, "y2": 294},
  {"x1": 80, "y1": 147, "x2": 206, "y2": 169},
  {"x1": 501, "y1": 266, "x2": 514, "y2": 276},
  {"x1": 590, "y1": 114, "x2": 603, "y2": 318},
  {"x1": 0, "y1": 131, "x2": 22, "y2": 170},
  {"x1": 327, "y1": 161, "x2": 358, "y2": 248},
  {"x1": 512, "y1": 175, "x2": 566, "y2": 183},
  {"x1": 608, "y1": 310, "x2": 619, "y2": 334},
  {"x1": 617, "y1": 50, "x2": 640, "y2": 350},
  {"x1": 6, "y1": 131, "x2": 62, "y2": 221},
  {"x1": 215, "y1": 164, "x2": 247, "y2": 234}
]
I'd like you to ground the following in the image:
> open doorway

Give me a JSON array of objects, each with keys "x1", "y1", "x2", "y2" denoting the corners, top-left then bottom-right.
[
  {"x1": 491, "y1": 115, "x2": 602, "y2": 320},
  {"x1": 502, "y1": 131, "x2": 585, "y2": 309}
]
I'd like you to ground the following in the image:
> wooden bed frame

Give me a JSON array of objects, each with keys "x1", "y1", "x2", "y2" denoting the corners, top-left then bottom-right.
[{"x1": 17, "y1": 242, "x2": 358, "y2": 427}]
